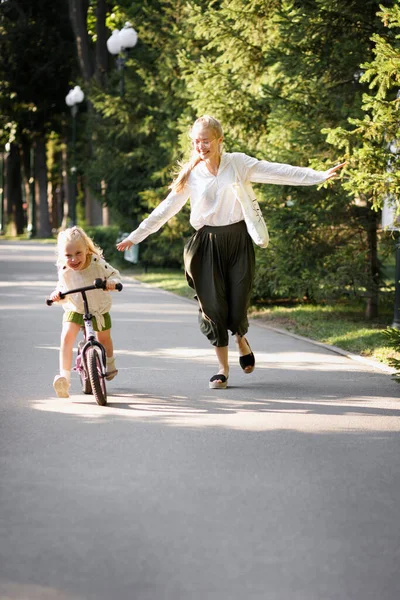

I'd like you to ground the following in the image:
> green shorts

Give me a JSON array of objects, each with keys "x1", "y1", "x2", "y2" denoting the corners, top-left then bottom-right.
[{"x1": 63, "y1": 311, "x2": 112, "y2": 332}]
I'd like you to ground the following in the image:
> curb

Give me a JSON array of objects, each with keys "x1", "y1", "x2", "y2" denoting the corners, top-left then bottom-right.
[{"x1": 252, "y1": 319, "x2": 397, "y2": 375}]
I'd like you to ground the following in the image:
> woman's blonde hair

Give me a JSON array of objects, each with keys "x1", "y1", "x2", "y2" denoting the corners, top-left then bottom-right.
[
  {"x1": 170, "y1": 115, "x2": 224, "y2": 193},
  {"x1": 56, "y1": 226, "x2": 103, "y2": 268}
]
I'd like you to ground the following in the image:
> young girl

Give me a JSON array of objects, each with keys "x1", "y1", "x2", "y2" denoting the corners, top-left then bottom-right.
[{"x1": 50, "y1": 226, "x2": 122, "y2": 398}]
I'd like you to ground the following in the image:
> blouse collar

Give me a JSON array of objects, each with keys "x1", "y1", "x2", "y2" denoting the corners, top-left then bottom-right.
[{"x1": 197, "y1": 152, "x2": 229, "y2": 177}]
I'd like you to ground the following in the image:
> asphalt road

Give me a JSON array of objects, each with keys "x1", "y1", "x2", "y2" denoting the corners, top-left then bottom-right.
[{"x1": 1, "y1": 240, "x2": 400, "y2": 600}]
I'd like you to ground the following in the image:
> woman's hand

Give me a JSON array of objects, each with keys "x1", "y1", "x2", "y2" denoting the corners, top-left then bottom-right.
[
  {"x1": 326, "y1": 162, "x2": 347, "y2": 180},
  {"x1": 116, "y1": 238, "x2": 134, "y2": 252},
  {"x1": 105, "y1": 281, "x2": 117, "y2": 291}
]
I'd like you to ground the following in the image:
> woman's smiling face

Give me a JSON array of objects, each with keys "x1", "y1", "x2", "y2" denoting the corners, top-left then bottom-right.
[
  {"x1": 64, "y1": 240, "x2": 88, "y2": 270},
  {"x1": 191, "y1": 124, "x2": 222, "y2": 162}
]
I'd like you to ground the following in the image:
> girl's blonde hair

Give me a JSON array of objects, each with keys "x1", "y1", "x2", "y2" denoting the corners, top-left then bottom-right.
[
  {"x1": 56, "y1": 226, "x2": 103, "y2": 268},
  {"x1": 170, "y1": 115, "x2": 224, "y2": 193}
]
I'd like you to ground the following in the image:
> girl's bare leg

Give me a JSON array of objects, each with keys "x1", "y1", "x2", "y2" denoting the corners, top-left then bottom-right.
[
  {"x1": 96, "y1": 329, "x2": 113, "y2": 357},
  {"x1": 59, "y1": 321, "x2": 81, "y2": 374},
  {"x1": 97, "y1": 329, "x2": 117, "y2": 380},
  {"x1": 53, "y1": 321, "x2": 80, "y2": 397}
]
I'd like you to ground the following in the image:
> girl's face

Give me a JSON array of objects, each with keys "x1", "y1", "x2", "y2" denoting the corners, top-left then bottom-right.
[
  {"x1": 63, "y1": 239, "x2": 88, "y2": 271},
  {"x1": 191, "y1": 125, "x2": 223, "y2": 162}
]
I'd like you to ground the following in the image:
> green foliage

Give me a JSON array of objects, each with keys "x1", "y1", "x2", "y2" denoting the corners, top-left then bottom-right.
[
  {"x1": 324, "y1": 3, "x2": 400, "y2": 211},
  {"x1": 84, "y1": 0, "x2": 191, "y2": 225},
  {"x1": 85, "y1": 225, "x2": 126, "y2": 268},
  {"x1": 138, "y1": 203, "x2": 191, "y2": 269},
  {"x1": 0, "y1": 0, "x2": 78, "y2": 139}
]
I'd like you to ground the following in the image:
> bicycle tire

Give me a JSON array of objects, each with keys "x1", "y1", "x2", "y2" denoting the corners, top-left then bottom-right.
[
  {"x1": 80, "y1": 368, "x2": 92, "y2": 395},
  {"x1": 87, "y1": 346, "x2": 107, "y2": 406},
  {"x1": 77, "y1": 342, "x2": 92, "y2": 394}
]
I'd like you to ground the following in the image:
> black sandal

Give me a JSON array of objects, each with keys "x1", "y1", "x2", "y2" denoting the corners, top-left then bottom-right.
[
  {"x1": 209, "y1": 374, "x2": 228, "y2": 389},
  {"x1": 239, "y1": 338, "x2": 255, "y2": 374}
]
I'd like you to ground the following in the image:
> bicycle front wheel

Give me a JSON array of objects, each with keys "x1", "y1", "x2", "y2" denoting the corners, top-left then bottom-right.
[
  {"x1": 87, "y1": 346, "x2": 107, "y2": 406},
  {"x1": 78, "y1": 341, "x2": 92, "y2": 394}
]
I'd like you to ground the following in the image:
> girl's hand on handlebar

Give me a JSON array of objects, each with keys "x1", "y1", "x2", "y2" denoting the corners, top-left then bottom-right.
[
  {"x1": 105, "y1": 281, "x2": 117, "y2": 291},
  {"x1": 49, "y1": 290, "x2": 62, "y2": 302},
  {"x1": 116, "y1": 238, "x2": 134, "y2": 252}
]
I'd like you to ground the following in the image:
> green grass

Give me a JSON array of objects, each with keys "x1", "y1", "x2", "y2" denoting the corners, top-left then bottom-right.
[
  {"x1": 132, "y1": 268, "x2": 194, "y2": 299},
  {"x1": 129, "y1": 267, "x2": 400, "y2": 367},
  {"x1": 250, "y1": 303, "x2": 397, "y2": 364}
]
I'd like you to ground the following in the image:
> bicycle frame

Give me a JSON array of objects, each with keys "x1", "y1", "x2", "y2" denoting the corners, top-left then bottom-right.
[{"x1": 77, "y1": 288, "x2": 108, "y2": 380}]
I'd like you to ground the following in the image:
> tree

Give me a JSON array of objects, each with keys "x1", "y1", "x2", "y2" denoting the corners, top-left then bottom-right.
[
  {"x1": 325, "y1": 4, "x2": 400, "y2": 211},
  {"x1": 324, "y1": 3, "x2": 400, "y2": 317},
  {"x1": 0, "y1": 0, "x2": 78, "y2": 236},
  {"x1": 79, "y1": 1, "x2": 194, "y2": 259}
]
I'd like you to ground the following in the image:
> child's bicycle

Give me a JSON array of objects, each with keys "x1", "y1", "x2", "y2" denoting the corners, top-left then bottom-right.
[{"x1": 46, "y1": 278, "x2": 123, "y2": 406}]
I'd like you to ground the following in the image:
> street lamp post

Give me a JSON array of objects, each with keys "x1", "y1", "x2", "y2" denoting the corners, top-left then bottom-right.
[
  {"x1": 65, "y1": 85, "x2": 85, "y2": 226},
  {"x1": 0, "y1": 150, "x2": 4, "y2": 235},
  {"x1": 382, "y1": 197, "x2": 400, "y2": 328},
  {"x1": 106, "y1": 22, "x2": 138, "y2": 97}
]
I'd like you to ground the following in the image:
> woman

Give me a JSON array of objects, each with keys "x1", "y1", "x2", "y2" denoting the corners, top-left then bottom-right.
[{"x1": 117, "y1": 115, "x2": 345, "y2": 389}]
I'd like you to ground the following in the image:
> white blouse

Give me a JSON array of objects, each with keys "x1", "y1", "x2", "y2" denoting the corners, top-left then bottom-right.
[{"x1": 127, "y1": 152, "x2": 330, "y2": 245}]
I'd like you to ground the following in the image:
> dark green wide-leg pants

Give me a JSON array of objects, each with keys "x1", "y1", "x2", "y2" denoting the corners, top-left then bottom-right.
[{"x1": 184, "y1": 220, "x2": 255, "y2": 347}]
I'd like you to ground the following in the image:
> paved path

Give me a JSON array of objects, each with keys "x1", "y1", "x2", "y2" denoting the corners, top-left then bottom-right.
[{"x1": 1, "y1": 240, "x2": 400, "y2": 600}]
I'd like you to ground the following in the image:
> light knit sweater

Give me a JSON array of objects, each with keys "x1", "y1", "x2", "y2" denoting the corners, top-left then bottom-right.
[
  {"x1": 127, "y1": 152, "x2": 330, "y2": 245},
  {"x1": 56, "y1": 255, "x2": 121, "y2": 330}
]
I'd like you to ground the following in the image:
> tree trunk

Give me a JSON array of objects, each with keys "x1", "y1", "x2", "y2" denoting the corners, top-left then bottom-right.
[
  {"x1": 85, "y1": 184, "x2": 103, "y2": 226},
  {"x1": 21, "y1": 138, "x2": 36, "y2": 237},
  {"x1": 68, "y1": 0, "x2": 109, "y2": 226},
  {"x1": 95, "y1": 0, "x2": 110, "y2": 87},
  {"x1": 61, "y1": 143, "x2": 70, "y2": 230},
  {"x1": 0, "y1": 152, "x2": 6, "y2": 235},
  {"x1": 68, "y1": 0, "x2": 94, "y2": 82},
  {"x1": 50, "y1": 148, "x2": 64, "y2": 230},
  {"x1": 365, "y1": 206, "x2": 379, "y2": 320},
  {"x1": 6, "y1": 143, "x2": 24, "y2": 235},
  {"x1": 34, "y1": 135, "x2": 52, "y2": 238},
  {"x1": 101, "y1": 179, "x2": 109, "y2": 226}
]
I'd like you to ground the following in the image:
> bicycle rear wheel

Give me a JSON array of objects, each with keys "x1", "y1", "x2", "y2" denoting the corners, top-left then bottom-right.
[{"x1": 87, "y1": 346, "x2": 107, "y2": 406}]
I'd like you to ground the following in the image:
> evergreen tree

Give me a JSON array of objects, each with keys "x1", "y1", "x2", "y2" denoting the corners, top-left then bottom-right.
[
  {"x1": 325, "y1": 4, "x2": 400, "y2": 211},
  {"x1": 324, "y1": 3, "x2": 400, "y2": 317},
  {"x1": 178, "y1": 0, "x2": 393, "y2": 311}
]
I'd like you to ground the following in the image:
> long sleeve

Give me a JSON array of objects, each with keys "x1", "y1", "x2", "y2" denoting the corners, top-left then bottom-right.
[
  {"x1": 127, "y1": 188, "x2": 190, "y2": 245},
  {"x1": 101, "y1": 258, "x2": 121, "y2": 285},
  {"x1": 235, "y1": 152, "x2": 329, "y2": 187}
]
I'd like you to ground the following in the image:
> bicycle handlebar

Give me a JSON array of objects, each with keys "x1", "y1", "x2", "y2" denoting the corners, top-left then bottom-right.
[{"x1": 46, "y1": 278, "x2": 123, "y2": 305}]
